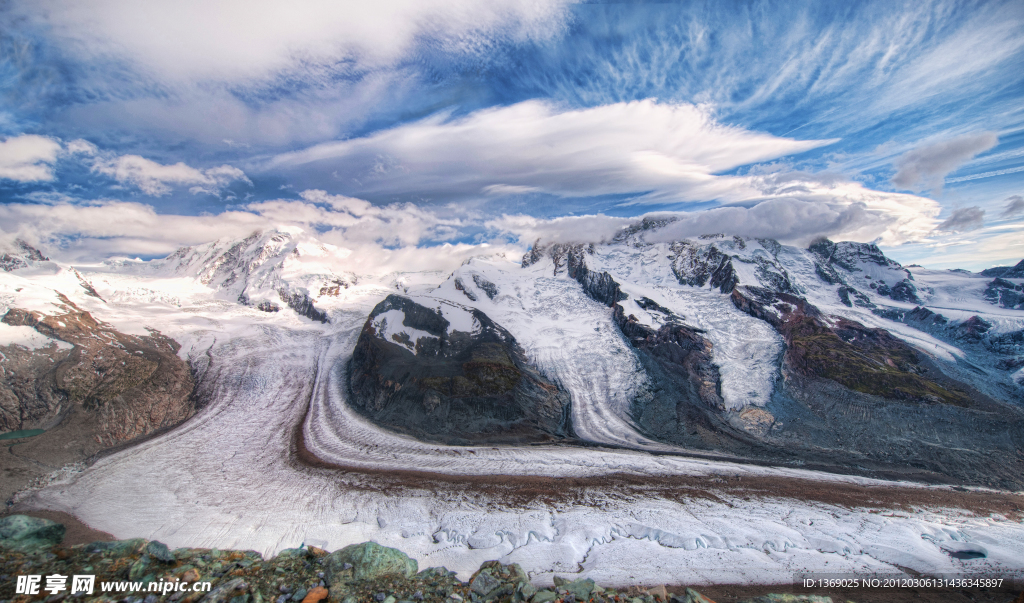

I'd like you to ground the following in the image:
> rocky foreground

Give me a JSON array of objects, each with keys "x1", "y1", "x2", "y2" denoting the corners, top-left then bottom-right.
[{"x1": 1, "y1": 516, "x2": 1020, "y2": 603}]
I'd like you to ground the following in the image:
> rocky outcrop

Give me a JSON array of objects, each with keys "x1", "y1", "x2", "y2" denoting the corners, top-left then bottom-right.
[
  {"x1": 668, "y1": 241, "x2": 738, "y2": 293},
  {"x1": 980, "y1": 258, "x2": 1024, "y2": 278},
  {"x1": 278, "y1": 289, "x2": 329, "y2": 323},
  {"x1": 809, "y1": 238, "x2": 919, "y2": 304},
  {"x1": 0, "y1": 240, "x2": 49, "y2": 272},
  {"x1": 984, "y1": 277, "x2": 1024, "y2": 309},
  {"x1": 730, "y1": 285, "x2": 1024, "y2": 489},
  {"x1": 1, "y1": 296, "x2": 196, "y2": 502},
  {"x1": 348, "y1": 295, "x2": 572, "y2": 445},
  {"x1": 0, "y1": 515, "x2": 65, "y2": 551},
  {"x1": 732, "y1": 287, "x2": 972, "y2": 406}
]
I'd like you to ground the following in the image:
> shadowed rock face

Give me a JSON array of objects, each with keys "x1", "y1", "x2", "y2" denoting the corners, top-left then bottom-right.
[
  {"x1": 730, "y1": 285, "x2": 1024, "y2": 489},
  {"x1": 347, "y1": 295, "x2": 572, "y2": 445},
  {"x1": 980, "y1": 258, "x2": 1024, "y2": 278}
]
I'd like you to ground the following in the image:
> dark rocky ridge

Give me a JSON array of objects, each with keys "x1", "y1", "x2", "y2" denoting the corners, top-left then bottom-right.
[
  {"x1": 985, "y1": 277, "x2": 1024, "y2": 310},
  {"x1": 980, "y1": 258, "x2": 1024, "y2": 278},
  {"x1": 523, "y1": 235, "x2": 1024, "y2": 489},
  {"x1": 808, "y1": 238, "x2": 920, "y2": 305},
  {"x1": 347, "y1": 295, "x2": 572, "y2": 445},
  {"x1": 1, "y1": 296, "x2": 196, "y2": 503}
]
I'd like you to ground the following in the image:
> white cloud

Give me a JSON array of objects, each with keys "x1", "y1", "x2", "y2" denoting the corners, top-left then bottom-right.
[
  {"x1": 90, "y1": 154, "x2": 251, "y2": 196},
  {"x1": 489, "y1": 174, "x2": 941, "y2": 247},
  {"x1": 0, "y1": 135, "x2": 62, "y2": 182},
  {"x1": 19, "y1": 0, "x2": 571, "y2": 84},
  {"x1": 891, "y1": 131, "x2": 998, "y2": 191},
  {"x1": 246, "y1": 190, "x2": 463, "y2": 248},
  {"x1": 0, "y1": 201, "x2": 268, "y2": 257},
  {"x1": 266, "y1": 99, "x2": 836, "y2": 202},
  {"x1": 0, "y1": 196, "x2": 507, "y2": 275}
]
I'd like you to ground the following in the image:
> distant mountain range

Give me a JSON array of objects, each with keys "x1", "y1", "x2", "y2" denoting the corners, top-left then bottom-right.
[{"x1": 2, "y1": 223, "x2": 1023, "y2": 491}]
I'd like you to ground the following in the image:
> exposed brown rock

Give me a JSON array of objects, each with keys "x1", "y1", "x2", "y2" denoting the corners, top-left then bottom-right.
[{"x1": 1, "y1": 294, "x2": 195, "y2": 502}]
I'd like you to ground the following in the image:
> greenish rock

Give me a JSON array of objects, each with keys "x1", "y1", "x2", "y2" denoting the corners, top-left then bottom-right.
[
  {"x1": 532, "y1": 590, "x2": 558, "y2": 603},
  {"x1": 518, "y1": 582, "x2": 537, "y2": 602},
  {"x1": 89, "y1": 538, "x2": 147, "y2": 556},
  {"x1": 470, "y1": 570, "x2": 500, "y2": 596},
  {"x1": 564, "y1": 579, "x2": 595, "y2": 600},
  {"x1": 128, "y1": 556, "x2": 151, "y2": 581},
  {"x1": 276, "y1": 548, "x2": 307, "y2": 560},
  {"x1": 201, "y1": 577, "x2": 248, "y2": 603},
  {"x1": 507, "y1": 564, "x2": 529, "y2": 584},
  {"x1": 0, "y1": 515, "x2": 65, "y2": 551},
  {"x1": 682, "y1": 589, "x2": 717, "y2": 603},
  {"x1": 146, "y1": 540, "x2": 175, "y2": 563},
  {"x1": 383, "y1": 597, "x2": 396, "y2": 603},
  {"x1": 292, "y1": 588, "x2": 308, "y2": 601},
  {"x1": 552, "y1": 577, "x2": 569, "y2": 588},
  {"x1": 323, "y1": 542, "x2": 417, "y2": 584},
  {"x1": 416, "y1": 567, "x2": 455, "y2": 580}
]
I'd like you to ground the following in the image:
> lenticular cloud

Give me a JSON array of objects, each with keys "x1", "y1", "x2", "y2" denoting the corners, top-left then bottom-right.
[{"x1": 265, "y1": 99, "x2": 837, "y2": 202}]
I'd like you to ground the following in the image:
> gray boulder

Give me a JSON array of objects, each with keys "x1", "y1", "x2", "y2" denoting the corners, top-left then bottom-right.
[{"x1": 324, "y1": 542, "x2": 418, "y2": 584}]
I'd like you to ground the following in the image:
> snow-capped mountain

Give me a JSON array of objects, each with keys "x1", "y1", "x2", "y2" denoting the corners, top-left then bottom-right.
[
  {"x1": 4, "y1": 224, "x2": 1024, "y2": 490},
  {"x1": 336, "y1": 221, "x2": 1024, "y2": 488},
  {"x1": 6, "y1": 223, "x2": 1024, "y2": 584}
]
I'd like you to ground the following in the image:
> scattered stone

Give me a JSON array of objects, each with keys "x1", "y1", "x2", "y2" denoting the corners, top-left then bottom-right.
[
  {"x1": 531, "y1": 590, "x2": 557, "y2": 603},
  {"x1": 645, "y1": 585, "x2": 667, "y2": 601}
]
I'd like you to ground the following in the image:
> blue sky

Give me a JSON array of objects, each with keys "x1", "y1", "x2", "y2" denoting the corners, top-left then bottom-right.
[{"x1": 1, "y1": 0, "x2": 1022, "y2": 269}]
